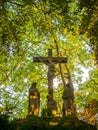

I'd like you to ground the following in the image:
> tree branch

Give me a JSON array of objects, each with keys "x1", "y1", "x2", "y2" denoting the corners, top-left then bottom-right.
[{"x1": 0, "y1": 58, "x2": 24, "y2": 86}]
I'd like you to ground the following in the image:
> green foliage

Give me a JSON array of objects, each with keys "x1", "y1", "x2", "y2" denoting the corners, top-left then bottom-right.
[
  {"x1": 0, "y1": 0, "x2": 98, "y2": 120},
  {"x1": 41, "y1": 108, "x2": 53, "y2": 118},
  {"x1": 78, "y1": 0, "x2": 98, "y2": 65},
  {"x1": 0, "y1": 113, "x2": 97, "y2": 130},
  {"x1": 76, "y1": 68, "x2": 98, "y2": 111},
  {"x1": 0, "y1": 113, "x2": 15, "y2": 130}
]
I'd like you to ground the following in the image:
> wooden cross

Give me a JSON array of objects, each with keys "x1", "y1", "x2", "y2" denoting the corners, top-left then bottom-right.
[{"x1": 33, "y1": 49, "x2": 67, "y2": 98}]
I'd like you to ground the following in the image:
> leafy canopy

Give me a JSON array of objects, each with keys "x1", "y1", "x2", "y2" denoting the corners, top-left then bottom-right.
[{"x1": 0, "y1": 0, "x2": 98, "y2": 119}]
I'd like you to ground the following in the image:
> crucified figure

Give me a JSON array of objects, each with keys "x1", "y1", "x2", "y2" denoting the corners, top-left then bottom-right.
[{"x1": 33, "y1": 49, "x2": 67, "y2": 113}]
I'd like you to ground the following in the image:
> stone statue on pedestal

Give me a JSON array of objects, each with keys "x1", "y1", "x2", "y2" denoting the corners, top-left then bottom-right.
[
  {"x1": 47, "y1": 94, "x2": 57, "y2": 116},
  {"x1": 28, "y1": 82, "x2": 40, "y2": 116},
  {"x1": 62, "y1": 83, "x2": 75, "y2": 116},
  {"x1": 33, "y1": 49, "x2": 67, "y2": 112}
]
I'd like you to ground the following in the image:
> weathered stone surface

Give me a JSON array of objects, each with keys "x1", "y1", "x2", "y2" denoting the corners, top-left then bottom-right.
[
  {"x1": 33, "y1": 49, "x2": 67, "y2": 112},
  {"x1": 28, "y1": 82, "x2": 40, "y2": 116},
  {"x1": 47, "y1": 95, "x2": 57, "y2": 115},
  {"x1": 62, "y1": 83, "x2": 75, "y2": 116}
]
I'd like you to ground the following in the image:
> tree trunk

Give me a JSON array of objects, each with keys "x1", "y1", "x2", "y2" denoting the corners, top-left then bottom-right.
[{"x1": 53, "y1": 38, "x2": 77, "y2": 116}]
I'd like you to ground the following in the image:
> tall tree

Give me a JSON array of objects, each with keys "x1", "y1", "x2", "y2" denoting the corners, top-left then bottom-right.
[{"x1": 0, "y1": 0, "x2": 97, "y2": 119}]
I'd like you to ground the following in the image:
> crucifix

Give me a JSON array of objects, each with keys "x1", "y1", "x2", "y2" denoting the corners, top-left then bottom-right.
[{"x1": 33, "y1": 49, "x2": 67, "y2": 99}]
